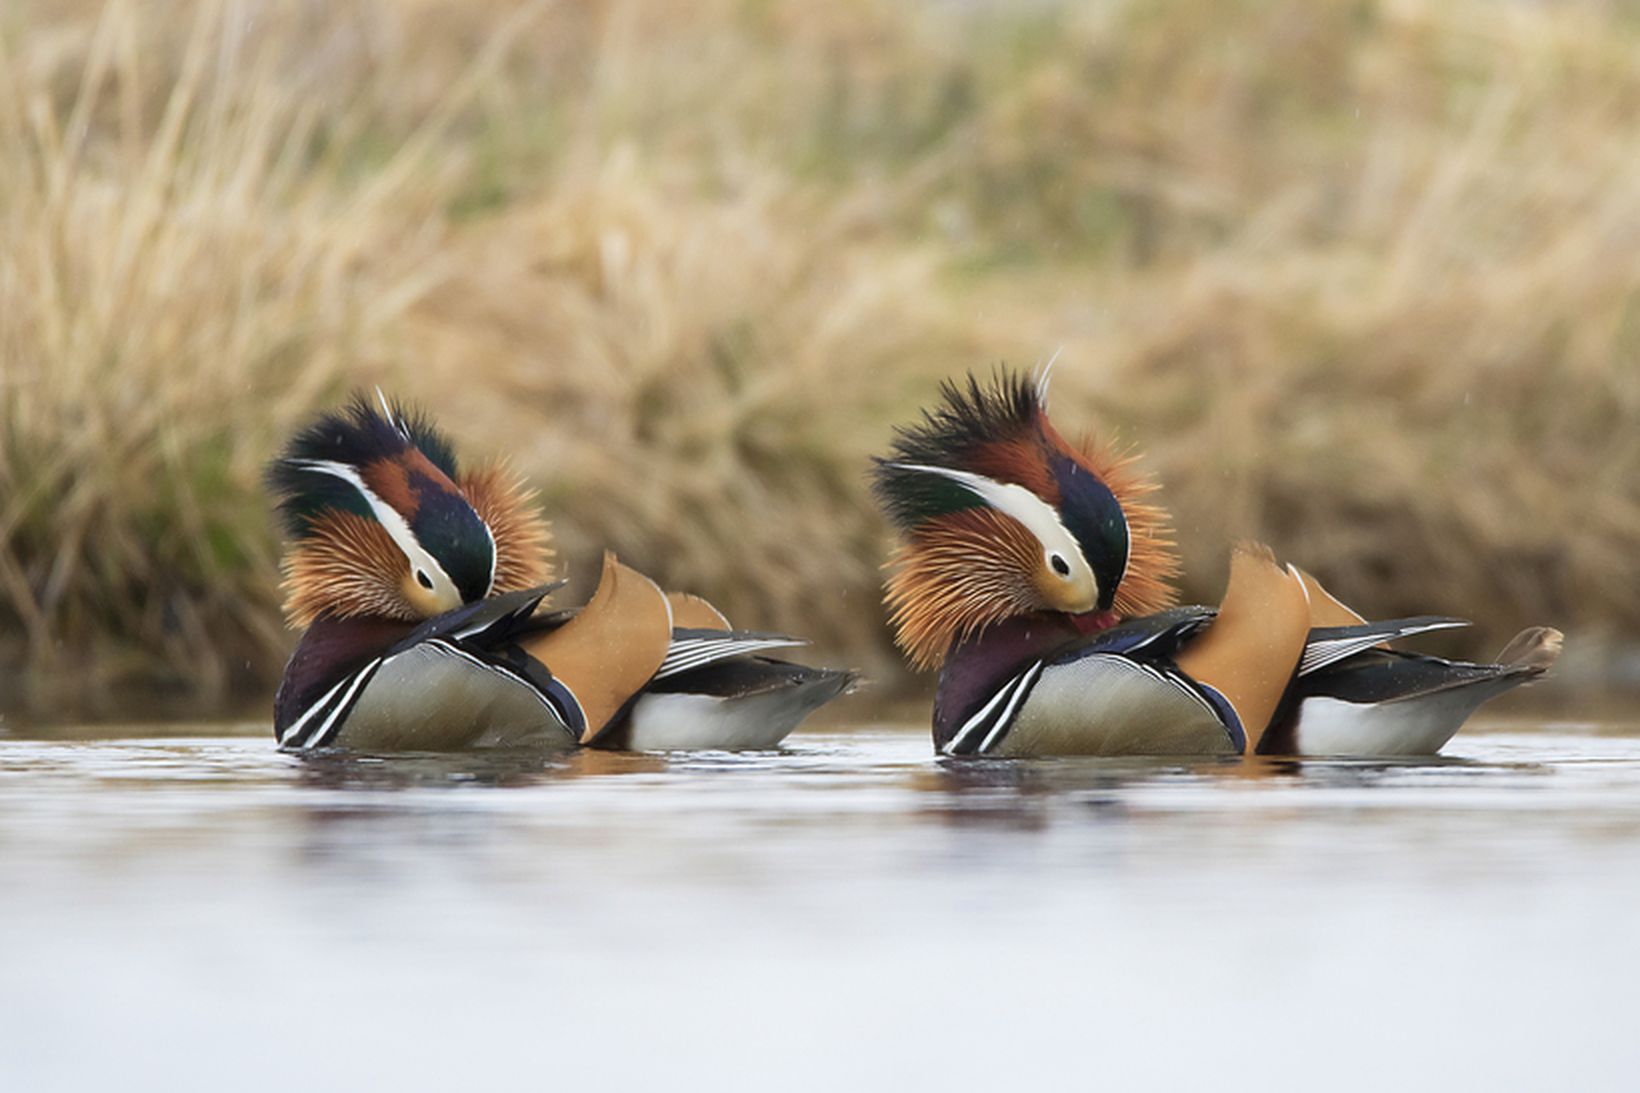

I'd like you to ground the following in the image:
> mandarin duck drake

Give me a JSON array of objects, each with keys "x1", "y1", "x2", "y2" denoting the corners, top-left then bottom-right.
[
  {"x1": 267, "y1": 394, "x2": 853, "y2": 752},
  {"x1": 872, "y1": 369, "x2": 1562, "y2": 758}
]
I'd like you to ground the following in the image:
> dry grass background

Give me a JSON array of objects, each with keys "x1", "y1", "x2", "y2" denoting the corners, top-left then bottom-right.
[{"x1": 2, "y1": 0, "x2": 1639, "y2": 716}]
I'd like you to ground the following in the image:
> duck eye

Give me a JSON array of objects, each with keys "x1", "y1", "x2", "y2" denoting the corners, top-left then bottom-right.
[
  {"x1": 1050, "y1": 553, "x2": 1071, "y2": 577},
  {"x1": 415, "y1": 569, "x2": 435, "y2": 590}
]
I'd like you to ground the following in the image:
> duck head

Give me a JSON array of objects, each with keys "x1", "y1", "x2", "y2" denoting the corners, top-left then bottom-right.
[
  {"x1": 268, "y1": 392, "x2": 554, "y2": 628},
  {"x1": 872, "y1": 367, "x2": 1180, "y2": 670}
]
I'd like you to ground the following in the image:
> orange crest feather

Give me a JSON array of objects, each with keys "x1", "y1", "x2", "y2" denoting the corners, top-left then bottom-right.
[
  {"x1": 1071, "y1": 435, "x2": 1181, "y2": 620},
  {"x1": 460, "y1": 461, "x2": 556, "y2": 593},
  {"x1": 876, "y1": 368, "x2": 1182, "y2": 670}
]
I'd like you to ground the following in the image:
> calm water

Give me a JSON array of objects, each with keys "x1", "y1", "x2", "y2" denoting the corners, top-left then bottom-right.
[{"x1": 3, "y1": 720, "x2": 1639, "y2": 1091}]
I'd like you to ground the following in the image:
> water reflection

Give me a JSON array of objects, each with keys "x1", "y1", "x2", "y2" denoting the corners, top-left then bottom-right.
[
  {"x1": 294, "y1": 747, "x2": 579, "y2": 791},
  {"x1": 3, "y1": 726, "x2": 1640, "y2": 1090},
  {"x1": 915, "y1": 753, "x2": 1311, "y2": 829}
]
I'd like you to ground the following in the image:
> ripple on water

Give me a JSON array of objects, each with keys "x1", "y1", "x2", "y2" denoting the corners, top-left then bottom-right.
[{"x1": 1, "y1": 722, "x2": 1639, "y2": 1091}]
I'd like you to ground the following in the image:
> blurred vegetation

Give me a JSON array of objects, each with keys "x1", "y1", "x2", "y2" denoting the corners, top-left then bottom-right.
[{"x1": 2, "y1": 0, "x2": 1639, "y2": 716}]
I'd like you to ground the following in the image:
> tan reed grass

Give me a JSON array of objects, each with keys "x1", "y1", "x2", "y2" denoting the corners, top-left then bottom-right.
[{"x1": 2, "y1": 0, "x2": 1638, "y2": 714}]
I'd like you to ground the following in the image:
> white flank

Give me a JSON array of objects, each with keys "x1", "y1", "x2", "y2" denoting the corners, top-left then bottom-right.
[
  {"x1": 1294, "y1": 693, "x2": 1477, "y2": 757},
  {"x1": 624, "y1": 688, "x2": 831, "y2": 751}
]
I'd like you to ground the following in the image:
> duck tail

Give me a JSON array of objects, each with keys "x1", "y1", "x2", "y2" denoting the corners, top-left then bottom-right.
[{"x1": 1494, "y1": 626, "x2": 1564, "y2": 672}]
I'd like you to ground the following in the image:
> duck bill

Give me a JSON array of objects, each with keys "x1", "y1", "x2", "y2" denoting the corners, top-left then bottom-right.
[{"x1": 1069, "y1": 609, "x2": 1119, "y2": 634}]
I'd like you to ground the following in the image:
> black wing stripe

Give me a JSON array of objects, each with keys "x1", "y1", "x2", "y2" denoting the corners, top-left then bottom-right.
[
  {"x1": 653, "y1": 636, "x2": 807, "y2": 680},
  {"x1": 946, "y1": 664, "x2": 1039, "y2": 756},
  {"x1": 977, "y1": 661, "x2": 1045, "y2": 754},
  {"x1": 278, "y1": 661, "x2": 374, "y2": 749},
  {"x1": 1299, "y1": 618, "x2": 1469, "y2": 676},
  {"x1": 1126, "y1": 658, "x2": 1221, "y2": 719},
  {"x1": 945, "y1": 674, "x2": 1023, "y2": 755},
  {"x1": 447, "y1": 587, "x2": 562, "y2": 642},
  {"x1": 422, "y1": 639, "x2": 581, "y2": 730},
  {"x1": 292, "y1": 658, "x2": 384, "y2": 751},
  {"x1": 305, "y1": 661, "x2": 383, "y2": 750}
]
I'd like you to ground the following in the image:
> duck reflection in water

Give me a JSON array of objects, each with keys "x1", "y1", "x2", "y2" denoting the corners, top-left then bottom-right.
[{"x1": 291, "y1": 744, "x2": 673, "y2": 792}]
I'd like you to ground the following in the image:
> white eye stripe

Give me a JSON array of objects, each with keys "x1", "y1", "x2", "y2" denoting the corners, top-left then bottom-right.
[
  {"x1": 480, "y1": 515, "x2": 497, "y2": 597},
  {"x1": 1115, "y1": 509, "x2": 1131, "y2": 589},
  {"x1": 888, "y1": 461, "x2": 1097, "y2": 595},
  {"x1": 287, "y1": 458, "x2": 461, "y2": 601}
]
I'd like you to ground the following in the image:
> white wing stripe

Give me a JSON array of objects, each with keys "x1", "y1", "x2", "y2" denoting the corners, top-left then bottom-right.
[
  {"x1": 279, "y1": 668, "x2": 363, "y2": 747},
  {"x1": 421, "y1": 640, "x2": 567, "y2": 723},
  {"x1": 1299, "y1": 619, "x2": 1469, "y2": 676},
  {"x1": 291, "y1": 658, "x2": 383, "y2": 750},
  {"x1": 303, "y1": 664, "x2": 380, "y2": 749},
  {"x1": 947, "y1": 669, "x2": 1031, "y2": 754},
  {"x1": 653, "y1": 636, "x2": 807, "y2": 680},
  {"x1": 978, "y1": 661, "x2": 1044, "y2": 753}
]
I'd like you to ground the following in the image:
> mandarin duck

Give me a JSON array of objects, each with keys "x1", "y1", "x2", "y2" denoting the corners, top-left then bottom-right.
[
  {"x1": 872, "y1": 369, "x2": 1561, "y2": 758},
  {"x1": 267, "y1": 394, "x2": 853, "y2": 752}
]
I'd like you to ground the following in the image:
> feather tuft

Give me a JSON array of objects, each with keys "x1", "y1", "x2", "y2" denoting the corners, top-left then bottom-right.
[
  {"x1": 874, "y1": 366, "x2": 1182, "y2": 668},
  {"x1": 872, "y1": 368, "x2": 1050, "y2": 529},
  {"x1": 883, "y1": 508, "x2": 1046, "y2": 670},
  {"x1": 270, "y1": 395, "x2": 556, "y2": 628},
  {"x1": 461, "y1": 461, "x2": 556, "y2": 593},
  {"x1": 280, "y1": 511, "x2": 417, "y2": 628},
  {"x1": 267, "y1": 392, "x2": 461, "y2": 539},
  {"x1": 1070, "y1": 434, "x2": 1181, "y2": 619}
]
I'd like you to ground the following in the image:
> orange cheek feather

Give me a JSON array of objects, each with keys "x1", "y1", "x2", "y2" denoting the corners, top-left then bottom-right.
[
  {"x1": 460, "y1": 462, "x2": 556, "y2": 593},
  {"x1": 281, "y1": 511, "x2": 414, "y2": 628},
  {"x1": 884, "y1": 508, "x2": 1050, "y2": 670}
]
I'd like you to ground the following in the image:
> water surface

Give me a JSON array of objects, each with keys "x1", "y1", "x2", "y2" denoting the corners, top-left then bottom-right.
[{"x1": 3, "y1": 721, "x2": 1639, "y2": 1091}]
